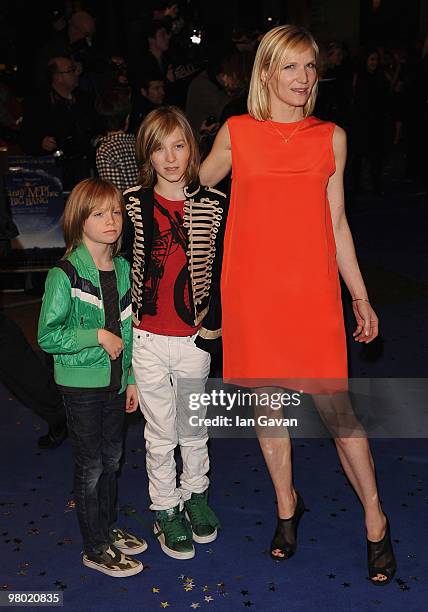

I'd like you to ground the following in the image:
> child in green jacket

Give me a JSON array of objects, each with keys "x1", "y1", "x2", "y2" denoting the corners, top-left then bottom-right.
[{"x1": 38, "y1": 178, "x2": 146, "y2": 577}]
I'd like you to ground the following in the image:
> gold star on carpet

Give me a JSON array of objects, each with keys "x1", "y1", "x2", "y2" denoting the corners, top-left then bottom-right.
[
  {"x1": 152, "y1": 587, "x2": 160, "y2": 593},
  {"x1": 160, "y1": 603, "x2": 170, "y2": 609},
  {"x1": 204, "y1": 596, "x2": 213, "y2": 602},
  {"x1": 184, "y1": 585, "x2": 194, "y2": 591},
  {"x1": 190, "y1": 604, "x2": 200, "y2": 610},
  {"x1": 202, "y1": 585, "x2": 209, "y2": 592}
]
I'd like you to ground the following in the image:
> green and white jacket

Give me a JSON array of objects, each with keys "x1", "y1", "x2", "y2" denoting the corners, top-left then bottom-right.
[{"x1": 38, "y1": 243, "x2": 134, "y2": 392}]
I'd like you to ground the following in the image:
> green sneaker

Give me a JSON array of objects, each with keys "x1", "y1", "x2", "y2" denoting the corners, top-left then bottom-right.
[
  {"x1": 184, "y1": 490, "x2": 220, "y2": 544},
  {"x1": 154, "y1": 505, "x2": 195, "y2": 560}
]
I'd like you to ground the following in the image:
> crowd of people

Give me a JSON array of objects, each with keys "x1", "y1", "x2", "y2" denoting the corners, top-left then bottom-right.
[
  {"x1": 0, "y1": 2, "x2": 427, "y2": 194},
  {"x1": 1, "y1": 0, "x2": 426, "y2": 591}
]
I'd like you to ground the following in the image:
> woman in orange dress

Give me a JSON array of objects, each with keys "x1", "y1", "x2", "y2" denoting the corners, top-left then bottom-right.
[{"x1": 200, "y1": 25, "x2": 396, "y2": 585}]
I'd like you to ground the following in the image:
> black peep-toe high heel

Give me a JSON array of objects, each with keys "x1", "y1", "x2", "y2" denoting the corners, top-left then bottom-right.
[
  {"x1": 270, "y1": 492, "x2": 305, "y2": 561},
  {"x1": 367, "y1": 516, "x2": 397, "y2": 586}
]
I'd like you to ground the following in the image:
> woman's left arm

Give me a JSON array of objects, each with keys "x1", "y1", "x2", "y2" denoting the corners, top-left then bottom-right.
[{"x1": 327, "y1": 125, "x2": 378, "y2": 343}]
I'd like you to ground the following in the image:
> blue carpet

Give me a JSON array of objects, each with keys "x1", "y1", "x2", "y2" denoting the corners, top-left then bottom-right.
[
  {"x1": 1, "y1": 389, "x2": 427, "y2": 611},
  {"x1": 1, "y1": 172, "x2": 428, "y2": 610}
]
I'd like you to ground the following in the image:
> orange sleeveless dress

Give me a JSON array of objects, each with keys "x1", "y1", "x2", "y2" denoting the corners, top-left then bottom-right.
[{"x1": 221, "y1": 114, "x2": 348, "y2": 392}]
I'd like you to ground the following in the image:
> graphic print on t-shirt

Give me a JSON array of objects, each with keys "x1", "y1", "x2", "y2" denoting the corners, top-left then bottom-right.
[{"x1": 140, "y1": 193, "x2": 197, "y2": 334}]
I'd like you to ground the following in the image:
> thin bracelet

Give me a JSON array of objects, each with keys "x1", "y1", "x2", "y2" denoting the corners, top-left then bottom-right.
[{"x1": 352, "y1": 298, "x2": 370, "y2": 302}]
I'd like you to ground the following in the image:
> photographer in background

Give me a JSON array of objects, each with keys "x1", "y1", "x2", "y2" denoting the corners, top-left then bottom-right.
[
  {"x1": 129, "y1": 20, "x2": 171, "y2": 87},
  {"x1": 20, "y1": 56, "x2": 95, "y2": 190},
  {"x1": 129, "y1": 73, "x2": 165, "y2": 133},
  {"x1": 186, "y1": 48, "x2": 250, "y2": 135},
  {"x1": 189, "y1": 49, "x2": 254, "y2": 159},
  {"x1": 32, "y1": 10, "x2": 107, "y2": 95}
]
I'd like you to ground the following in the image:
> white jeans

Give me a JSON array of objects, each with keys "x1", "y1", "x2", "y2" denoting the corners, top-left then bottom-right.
[{"x1": 132, "y1": 329, "x2": 211, "y2": 511}]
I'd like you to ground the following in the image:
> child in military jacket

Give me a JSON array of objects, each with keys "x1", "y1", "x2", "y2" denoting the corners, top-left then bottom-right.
[{"x1": 122, "y1": 107, "x2": 227, "y2": 560}]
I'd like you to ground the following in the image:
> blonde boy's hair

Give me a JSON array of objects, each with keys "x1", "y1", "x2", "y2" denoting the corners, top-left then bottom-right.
[
  {"x1": 248, "y1": 24, "x2": 319, "y2": 121},
  {"x1": 135, "y1": 106, "x2": 199, "y2": 188},
  {"x1": 62, "y1": 178, "x2": 125, "y2": 257}
]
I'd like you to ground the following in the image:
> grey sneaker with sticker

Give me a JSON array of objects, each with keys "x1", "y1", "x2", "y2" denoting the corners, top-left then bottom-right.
[
  {"x1": 109, "y1": 527, "x2": 148, "y2": 555},
  {"x1": 83, "y1": 544, "x2": 143, "y2": 577}
]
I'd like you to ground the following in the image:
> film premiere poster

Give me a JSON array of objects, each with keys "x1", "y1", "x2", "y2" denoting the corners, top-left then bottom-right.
[{"x1": 5, "y1": 156, "x2": 64, "y2": 249}]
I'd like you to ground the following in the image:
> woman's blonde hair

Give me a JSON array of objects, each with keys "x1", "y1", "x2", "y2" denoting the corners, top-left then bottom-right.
[
  {"x1": 62, "y1": 178, "x2": 125, "y2": 257},
  {"x1": 248, "y1": 24, "x2": 319, "y2": 121},
  {"x1": 135, "y1": 106, "x2": 199, "y2": 188}
]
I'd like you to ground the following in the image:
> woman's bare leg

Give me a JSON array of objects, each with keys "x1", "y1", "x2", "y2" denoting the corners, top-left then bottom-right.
[
  {"x1": 257, "y1": 434, "x2": 298, "y2": 559},
  {"x1": 313, "y1": 393, "x2": 389, "y2": 582},
  {"x1": 258, "y1": 435, "x2": 296, "y2": 518},
  {"x1": 253, "y1": 389, "x2": 297, "y2": 559},
  {"x1": 254, "y1": 388, "x2": 391, "y2": 578}
]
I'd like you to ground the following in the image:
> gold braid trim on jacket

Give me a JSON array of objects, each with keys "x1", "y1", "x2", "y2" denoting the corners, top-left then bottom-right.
[
  {"x1": 124, "y1": 188, "x2": 145, "y2": 326},
  {"x1": 123, "y1": 185, "x2": 226, "y2": 329}
]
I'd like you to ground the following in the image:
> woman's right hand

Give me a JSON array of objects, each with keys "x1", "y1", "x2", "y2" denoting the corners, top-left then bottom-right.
[{"x1": 98, "y1": 329, "x2": 124, "y2": 359}]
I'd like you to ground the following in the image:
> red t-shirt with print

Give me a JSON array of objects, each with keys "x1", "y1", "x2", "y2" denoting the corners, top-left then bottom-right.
[{"x1": 138, "y1": 192, "x2": 199, "y2": 336}]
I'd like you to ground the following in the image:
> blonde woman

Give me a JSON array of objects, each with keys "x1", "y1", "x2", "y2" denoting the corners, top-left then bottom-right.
[{"x1": 200, "y1": 25, "x2": 396, "y2": 584}]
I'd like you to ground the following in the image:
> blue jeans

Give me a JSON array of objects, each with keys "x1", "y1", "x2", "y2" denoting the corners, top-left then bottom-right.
[{"x1": 63, "y1": 390, "x2": 125, "y2": 555}]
